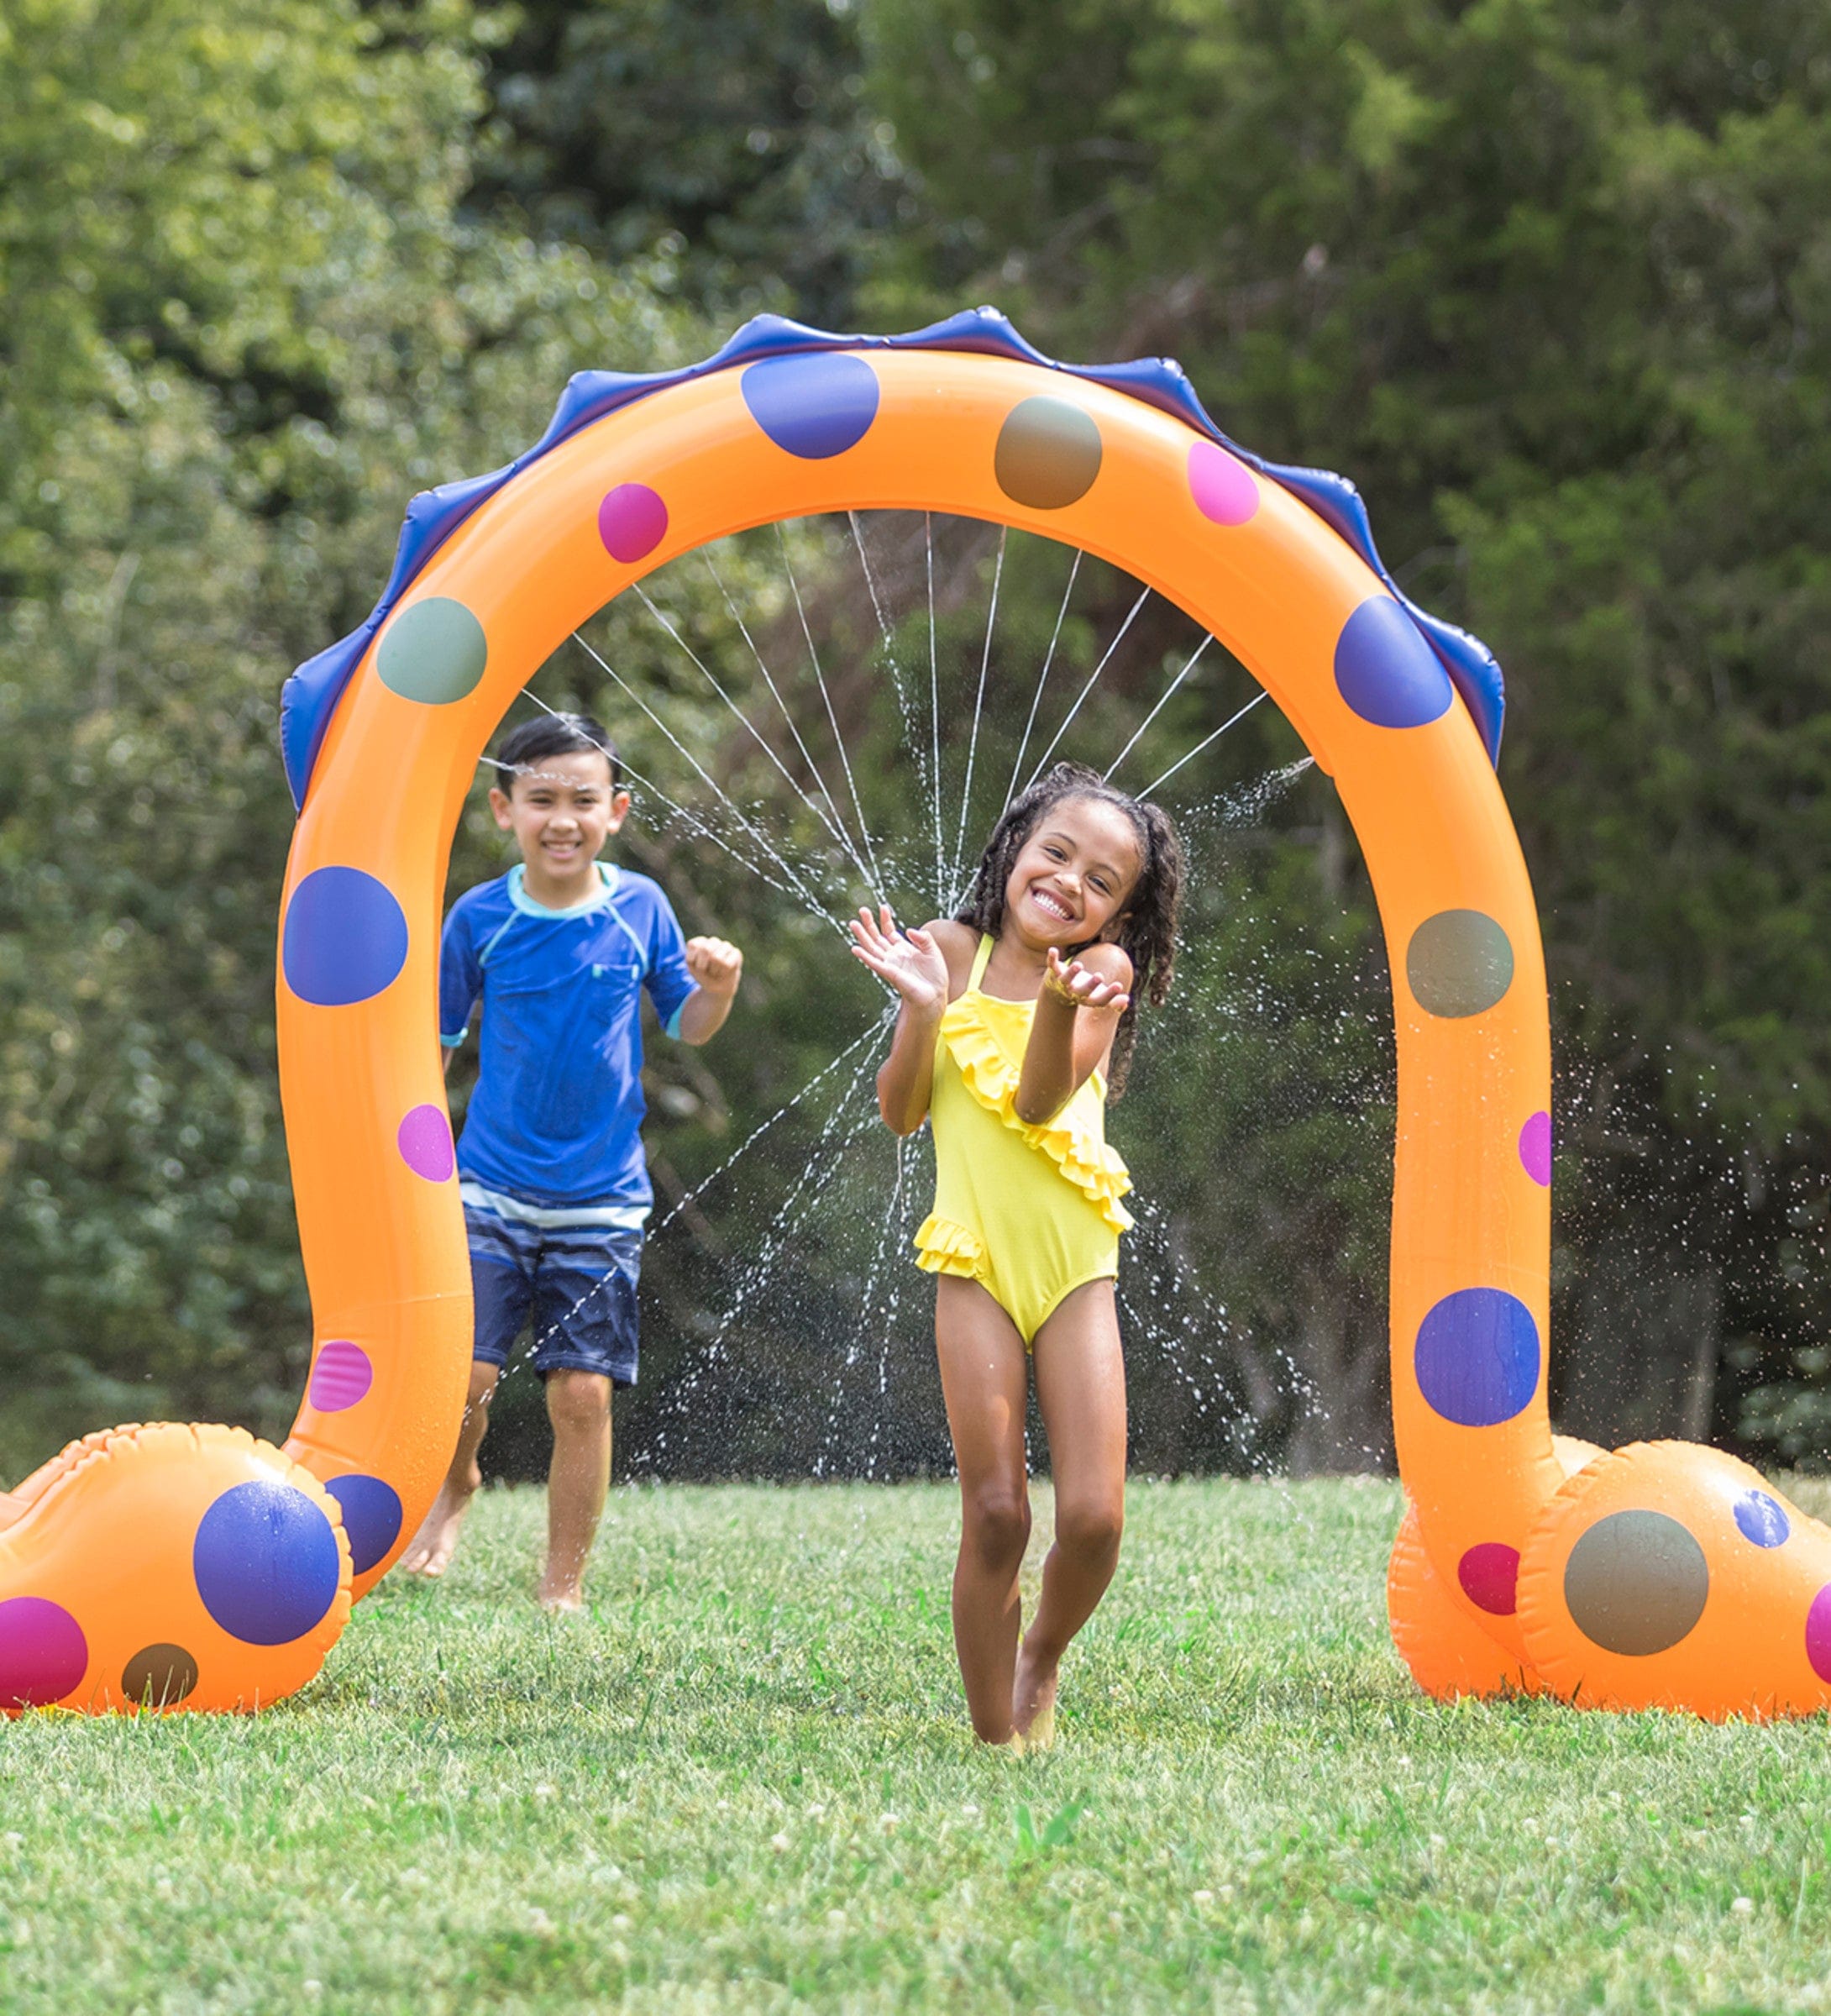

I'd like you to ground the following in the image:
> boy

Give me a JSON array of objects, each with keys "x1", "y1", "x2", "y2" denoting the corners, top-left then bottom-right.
[{"x1": 401, "y1": 711, "x2": 742, "y2": 1607}]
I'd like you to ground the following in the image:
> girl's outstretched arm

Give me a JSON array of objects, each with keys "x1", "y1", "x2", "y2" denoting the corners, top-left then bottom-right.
[
  {"x1": 849, "y1": 908, "x2": 955, "y2": 1134},
  {"x1": 1015, "y1": 943, "x2": 1132, "y2": 1126}
]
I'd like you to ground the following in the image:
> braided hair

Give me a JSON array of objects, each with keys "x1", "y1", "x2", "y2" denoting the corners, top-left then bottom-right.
[{"x1": 954, "y1": 762, "x2": 1185, "y2": 1096}]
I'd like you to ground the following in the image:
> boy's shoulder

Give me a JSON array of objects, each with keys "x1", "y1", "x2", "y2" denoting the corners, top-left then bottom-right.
[
  {"x1": 606, "y1": 864, "x2": 679, "y2": 924},
  {"x1": 446, "y1": 871, "x2": 515, "y2": 932}
]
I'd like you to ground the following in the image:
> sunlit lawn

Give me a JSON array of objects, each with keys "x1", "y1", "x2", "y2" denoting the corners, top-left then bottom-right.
[{"x1": 4, "y1": 1474, "x2": 1831, "y2": 2013}]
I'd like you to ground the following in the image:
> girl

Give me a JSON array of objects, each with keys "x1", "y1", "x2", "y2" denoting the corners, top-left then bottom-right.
[{"x1": 850, "y1": 761, "x2": 1184, "y2": 1746}]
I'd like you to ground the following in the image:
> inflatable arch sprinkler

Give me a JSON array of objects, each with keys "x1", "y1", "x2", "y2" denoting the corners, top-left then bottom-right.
[{"x1": 5, "y1": 309, "x2": 1831, "y2": 1717}]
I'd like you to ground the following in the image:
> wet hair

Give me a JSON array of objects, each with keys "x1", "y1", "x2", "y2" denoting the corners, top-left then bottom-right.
[
  {"x1": 955, "y1": 761, "x2": 1185, "y2": 1096},
  {"x1": 494, "y1": 712, "x2": 622, "y2": 790}
]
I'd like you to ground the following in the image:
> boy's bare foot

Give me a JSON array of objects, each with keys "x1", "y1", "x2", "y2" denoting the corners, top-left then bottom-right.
[
  {"x1": 537, "y1": 1585, "x2": 586, "y2": 1614},
  {"x1": 1012, "y1": 1643, "x2": 1059, "y2": 1750},
  {"x1": 399, "y1": 1478, "x2": 476, "y2": 1578}
]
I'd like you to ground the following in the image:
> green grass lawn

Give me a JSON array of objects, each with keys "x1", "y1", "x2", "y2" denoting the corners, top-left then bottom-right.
[{"x1": 4, "y1": 1475, "x2": 1831, "y2": 2013}]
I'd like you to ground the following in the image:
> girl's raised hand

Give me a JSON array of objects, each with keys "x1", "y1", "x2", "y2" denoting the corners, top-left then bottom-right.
[
  {"x1": 1043, "y1": 946, "x2": 1132, "y2": 1016},
  {"x1": 849, "y1": 906, "x2": 950, "y2": 1013}
]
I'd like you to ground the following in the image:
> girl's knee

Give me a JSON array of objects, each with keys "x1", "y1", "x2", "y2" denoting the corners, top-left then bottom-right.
[
  {"x1": 1055, "y1": 1497, "x2": 1123, "y2": 1564},
  {"x1": 962, "y1": 1483, "x2": 1031, "y2": 1570}
]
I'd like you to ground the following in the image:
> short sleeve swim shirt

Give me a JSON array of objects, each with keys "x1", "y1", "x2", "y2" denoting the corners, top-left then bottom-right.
[{"x1": 439, "y1": 862, "x2": 696, "y2": 1210}]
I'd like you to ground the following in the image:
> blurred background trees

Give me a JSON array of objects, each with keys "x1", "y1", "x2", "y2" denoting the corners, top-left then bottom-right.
[{"x1": 6, "y1": 0, "x2": 1831, "y2": 1482}]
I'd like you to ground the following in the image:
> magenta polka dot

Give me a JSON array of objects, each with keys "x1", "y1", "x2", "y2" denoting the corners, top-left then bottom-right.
[
  {"x1": 308, "y1": 1339, "x2": 374, "y2": 1413},
  {"x1": 1519, "y1": 1110, "x2": 1552, "y2": 1187},
  {"x1": 1807, "y1": 1586, "x2": 1831, "y2": 1685},
  {"x1": 598, "y1": 483, "x2": 668, "y2": 564},
  {"x1": 1457, "y1": 1542, "x2": 1521, "y2": 1616},
  {"x1": 397, "y1": 1104, "x2": 454, "y2": 1182},
  {"x1": 0, "y1": 1596, "x2": 87, "y2": 1708},
  {"x1": 1188, "y1": 440, "x2": 1259, "y2": 526}
]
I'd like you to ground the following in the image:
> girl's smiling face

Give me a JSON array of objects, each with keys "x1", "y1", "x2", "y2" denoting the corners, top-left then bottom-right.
[{"x1": 1003, "y1": 795, "x2": 1142, "y2": 949}]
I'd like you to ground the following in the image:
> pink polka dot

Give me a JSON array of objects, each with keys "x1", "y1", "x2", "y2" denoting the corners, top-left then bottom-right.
[
  {"x1": 1807, "y1": 1585, "x2": 1831, "y2": 1684},
  {"x1": 598, "y1": 482, "x2": 668, "y2": 564},
  {"x1": 1519, "y1": 1110, "x2": 1552, "y2": 1187},
  {"x1": 0, "y1": 1597, "x2": 87, "y2": 1708},
  {"x1": 1457, "y1": 1542, "x2": 1520, "y2": 1615},
  {"x1": 308, "y1": 1339, "x2": 373, "y2": 1413},
  {"x1": 1188, "y1": 440, "x2": 1259, "y2": 527},
  {"x1": 397, "y1": 1104, "x2": 454, "y2": 1182}
]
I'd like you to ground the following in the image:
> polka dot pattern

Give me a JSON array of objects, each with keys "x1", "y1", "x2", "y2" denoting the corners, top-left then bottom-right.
[
  {"x1": 1187, "y1": 440, "x2": 1258, "y2": 526},
  {"x1": 397, "y1": 1104, "x2": 454, "y2": 1183},
  {"x1": 1457, "y1": 1542, "x2": 1521, "y2": 1616},
  {"x1": 0, "y1": 1596, "x2": 87, "y2": 1709},
  {"x1": 598, "y1": 483, "x2": 668, "y2": 564},
  {"x1": 1807, "y1": 1586, "x2": 1831, "y2": 1685},
  {"x1": 325, "y1": 1474, "x2": 403, "y2": 1577},
  {"x1": 1406, "y1": 910, "x2": 1515, "y2": 1020},
  {"x1": 307, "y1": 1339, "x2": 373, "y2": 1414},
  {"x1": 1734, "y1": 1489, "x2": 1790, "y2": 1549},
  {"x1": 1564, "y1": 1509, "x2": 1709, "y2": 1656},
  {"x1": 1519, "y1": 1111, "x2": 1552, "y2": 1187},
  {"x1": 192, "y1": 1481, "x2": 342, "y2": 1646},
  {"x1": 376, "y1": 598, "x2": 487, "y2": 706},
  {"x1": 1333, "y1": 597, "x2": 1453, "y2": 731},
  {"x1": 121, "y1": 1643, "x2": 198, "y2": 1708},
  {"x1": 741, "y1": 353, "x2": 879, "y2": 459},
  {"x1": 994, "y1": 397, "x2": 1103, "y2": 509},
  {"x1": 1414, "y1": 1287, "x2": 1540, "y2": 1427},
  {"x1": 281, "y1": 867, "x2": 409, "y2": 1008}
]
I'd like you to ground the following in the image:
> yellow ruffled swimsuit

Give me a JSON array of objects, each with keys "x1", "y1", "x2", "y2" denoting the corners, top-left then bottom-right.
[{"x1": 915, "y1": 933, "x2": 1135, "y2": 1346}]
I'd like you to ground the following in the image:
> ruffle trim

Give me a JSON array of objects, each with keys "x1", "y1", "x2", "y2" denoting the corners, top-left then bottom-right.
[
  {"x1": 938, "y1": 1002, "x2": 1136, "y2": 1234},
  {"x1": 914, "y1": 1215, "x2": 985, "y2": 1278}
]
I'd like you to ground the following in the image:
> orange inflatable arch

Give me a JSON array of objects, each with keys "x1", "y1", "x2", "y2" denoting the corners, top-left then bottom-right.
[{"x1": 4, "y1": 310, "x2": 1829, "y2": 1717}]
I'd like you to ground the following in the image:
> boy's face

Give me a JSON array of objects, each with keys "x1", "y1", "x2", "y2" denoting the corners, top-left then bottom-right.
[{"x1": 489, "y1": 750, "x2": 629, "y2": 877}]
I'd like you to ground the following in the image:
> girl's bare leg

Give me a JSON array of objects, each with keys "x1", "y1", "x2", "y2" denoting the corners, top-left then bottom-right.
[
  {"x1": 935, "y1": 1275, "x2": 1033, "y2": 1744},
  {"x1": 1014, "y1": 1278, "x2": 1127, "y2": 1739}
]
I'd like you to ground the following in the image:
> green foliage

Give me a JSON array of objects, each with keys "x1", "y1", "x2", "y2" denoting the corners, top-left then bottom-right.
[{"x1": 0, "y1": 0, "x2": 698, "y2": 1467}]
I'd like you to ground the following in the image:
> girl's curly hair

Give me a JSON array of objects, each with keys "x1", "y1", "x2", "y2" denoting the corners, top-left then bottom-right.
[{"x1": 954, "y1": 762, "x2": 1185, "y2": 1096}]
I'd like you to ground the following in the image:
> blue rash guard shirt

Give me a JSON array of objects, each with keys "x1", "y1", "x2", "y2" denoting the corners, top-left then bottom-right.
[{"x1": 439, "y1": 862, "x2": 697, "y2": 1218}]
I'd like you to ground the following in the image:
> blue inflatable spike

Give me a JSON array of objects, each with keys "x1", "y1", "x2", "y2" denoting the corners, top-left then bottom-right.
[{"x1": 281, "y1": 311, "x2": 1505, "y2": 806}]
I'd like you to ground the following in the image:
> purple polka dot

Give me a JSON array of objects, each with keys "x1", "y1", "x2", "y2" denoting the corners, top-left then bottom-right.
[
  {"x1": 1519, "y1": 1110, "x2": 1552, "y2": 1187},
  {"x1": 1734, "y1": 1490, "x2": 1790, "y2": 1549},
  {"x1": 282, "y1": 867, "x2": 408, "y2": 1008},
  {"x1": 1414, "y1": 1288, "x2": 1540, "y2": 1428},
  {"x1": 1457, "y1": 1542, "x2": 1521, "y2": 1615},
  {"x1": 598, "y1": 483, "x2": 668, "y2": 564},
  {"x1": 1808, "y1": 1586, "x2": 1831, "y2": 1684},
  {"x1": 397, "y1": 1104, "x2": 454, "y2": 1183},
  {"x1": 193, "y1": 1482, "x2": 341, "y2": 1646},
  {"x1": 324, "y1": 1475, "x2": 403, "y2": 1577},
  {"x1": 1187, "y1": 440, "x2": 1259, "y2": 526},
  {"x1": 741, "y1": 353, "x2": 879, "y2": 459},
  {"x1": 1334, "y1": 597, "x2": 1453, "y2": 730},
  {"x1": 0, "y1": 1597, "x2": 87, "y2": 1709},
  {"x1": 308, "y1": 1339, "x2": 373, "y2": 1413}
]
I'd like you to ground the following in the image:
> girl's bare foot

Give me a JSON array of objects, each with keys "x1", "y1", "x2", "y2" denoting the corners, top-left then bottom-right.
[
  {"x1": 399, "y1": 1479, "x2": 476, "y2": 1578},
  {"x1": 1012, "y1": 1642, "x2": 1059, "y2": 1749}
]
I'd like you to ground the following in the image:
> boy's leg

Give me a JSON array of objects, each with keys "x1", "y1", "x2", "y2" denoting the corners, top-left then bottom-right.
[
  {"x1": 401, "y1": 1358, "x2": 501, "y2": 1578},
  {"x1": 934, "y1": 1274, "x2": 1033, "y2": 1745},
  {"x1": 541, "y1": 1370, "x2": 611, "y2": 1610},
  {"x1": 401, "y1": 1205, "x2": 532, "y2": 1578},
  {"x1": 1015, "y1": 1278, "x2": 1127, "y2": 1739},
  {"x1": 529, "y1": 1226, "x2": 642, "y2": 1610}
]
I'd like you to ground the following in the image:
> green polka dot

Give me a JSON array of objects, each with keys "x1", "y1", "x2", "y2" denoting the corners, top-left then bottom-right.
[
  {"x1": 994, "y1": 397, "x2": 1103, "y2": 510},
  {"x1": 376, "y1": 598, "x2": 487, "y2": 706},
  {"x1": 1565, "y1": 1510, "x2": 1709, "y2": 1656},
  {"x1": 1405, "y1": 910, "x2": 1514, "y2": 1018}
]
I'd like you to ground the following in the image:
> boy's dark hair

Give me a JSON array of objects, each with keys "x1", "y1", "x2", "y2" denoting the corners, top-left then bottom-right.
[
  {"x1": 955, "y1": 760, "x2": 1185, "y2": 1097},
  {"x1": 495, "y1": 712, "x2": 622, "y2": 789}
]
